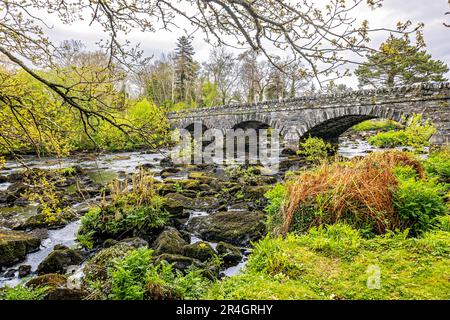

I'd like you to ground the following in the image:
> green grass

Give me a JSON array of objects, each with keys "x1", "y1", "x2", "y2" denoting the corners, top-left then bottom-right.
[{"x1": 204, "y1": 224, "x2": 450, "y2": 300}]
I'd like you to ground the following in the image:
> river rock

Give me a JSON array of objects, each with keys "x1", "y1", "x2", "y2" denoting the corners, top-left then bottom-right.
[
  {"x1": 160, "y1": 157, "x2": 174, "y2": 168},
  {"x1": 162, "y1": 193, "x2": 192, "y2": 218},
  {"x1": 0, "y1": 229, "x2": 41, "y2": 267},
  {"x1": 18, "y1": 264, "x2": 32, "y2": 278},
  {"x1": 155, "y1": 253, "x2": 204, "y2": 271},
  {"x1": 45, "y1": 287, "x2": 88, "y2": 300},
  {"x1": 187, "y1": 211, "x2": 265, "y2": 246},
  {"x1": 26, "y1": 273, "x2": 67, "y2": 289},
  {"x1": 37, "y1": 248, "x2": 86, "y2": 275},
  {"x1": 83, "y1": 242, "x2": 137, "y2": 283},
  {"x1": 216, "y1": 242, "x2": 243, "y2": 266},
  {"x1": 152, "y1": 228, "x2": 188, "y2": 256},
  {"x1": 183, "y1": 241, "x2": 216, "y2": 262}
]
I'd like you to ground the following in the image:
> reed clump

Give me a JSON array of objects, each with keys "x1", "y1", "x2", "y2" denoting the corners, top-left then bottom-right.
[{"x1": 281, "y1": 151, "x2": 425, "y2": 236}]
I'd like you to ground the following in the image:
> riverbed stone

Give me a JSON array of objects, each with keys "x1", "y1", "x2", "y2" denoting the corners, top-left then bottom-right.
[
  {"x1": 83, "y1": 243, "x2": 136, "y2": 283},
  {"x1": 183, "y1": 241, "x2": 216, "y2": 262},
  {"x1": 37, "y1": 248, "x2": 85, "y2": 275},
  {"x1": 155, "y1": 253, "x2": 204, "y2": 271},
  {"x1": 152, "y1": 228, "x2": 188, "y2": 256},
  {"x1": 18, "y1": 264, "x2": 32, "y2": 278},
  {"x1": 0, "y1": 230, "x2": 41, "y2": 267},
  {"x1": 162, "y1": 193, "x2": 192, "y2": 218},
  {"x1": 26, "y1": 273, "x2": 67, "y2": 289},
  {"x1": 216, "y1": 242, "x2": 243, "y2": 266},
  {"x1": 187, "y1": 211, "x2": 265, "y2": 246}
]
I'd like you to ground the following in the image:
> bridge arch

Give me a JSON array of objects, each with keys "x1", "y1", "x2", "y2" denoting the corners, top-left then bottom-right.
[{"x1": 296, "y1": 105, "x2": 408, "y2": 143}]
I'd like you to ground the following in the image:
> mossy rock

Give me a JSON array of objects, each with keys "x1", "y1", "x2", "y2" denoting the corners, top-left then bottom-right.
[
  {"x1": 14, "y1": 211, "x2": 77, "y2": 230},
  {"x1": 155, "y1": 253, "x2": 204, "y2": 271},
  {"x1": 26, "y1": 273, "x2": 67, "y2": 289},
  {"x1": 157, "y1": 183, "x2": 177, "y2": 196},
  {"x1": 216, "y1": 242, "x2": 243, "y2": 266},
  {"x1": 243, "y1": 185, "x2": 272, "y2": 201},
  {"x1": 161, "y1": 193, "x2": 193, "y2": 218},
  {"x1": 45, "y1": 287, "x2": 88, "y2": 300},
  {"x1": 187, "y1": 171, "x2": 218, "y2": 184},
  {"x1": 187, "y1": 211, "x2": 266, "y2": 246},
  {"x1": 152, "y1": 228, "x2": 188, "y2": 256},
  {"x1": 191, "y1": 196, "x2": 223, "y2": 212},
  {"x1": 83, "y1": 242, "x2": 136, "y2": 283},
  {"x1": 183, "y1": 241, "x2": 216, "y2": 262},
  {"x1": 37, "y1": 248, "x2": 86, "y2": 275},
  {"x1": 165, "y1": 179, "x2": 201, "y2": 191},
  {"x1": 0, "y1": 230, "x2": 41, "y2": 267}
]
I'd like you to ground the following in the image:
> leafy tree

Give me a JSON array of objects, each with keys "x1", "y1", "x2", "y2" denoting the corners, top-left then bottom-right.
[
  {"x1": 355, "y1": 36, "x2": 449, "y2": 88},
  {"x1": 203, "y1": 47, "x2": 239, "y2": 105}
]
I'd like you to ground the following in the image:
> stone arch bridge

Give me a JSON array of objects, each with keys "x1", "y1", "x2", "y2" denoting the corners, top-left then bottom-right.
[{"x1": 168, "y1": 83, "x2": 450, "y2": 150}]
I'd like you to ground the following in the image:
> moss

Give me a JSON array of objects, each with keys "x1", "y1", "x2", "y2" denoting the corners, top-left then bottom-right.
[{"x1": 152, "y1": 228, "x2": 188, "y2": 256}]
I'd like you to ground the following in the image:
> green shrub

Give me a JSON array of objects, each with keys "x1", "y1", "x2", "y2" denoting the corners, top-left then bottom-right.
[
  {"x1": 77, "y1": 172, "x2": 170, "y2": 246},
  {"x1": 296, "y1": 136, "x2": 334, "y2": 163},
  {"x1": 368, "y1": 114, "x2": 436, "y2": 151},
  {"x1": 393, "y1": 177, "x2": 447, "y2": 235},
  {"x1": 368, "y1": 130, "x2": 409, "y2": 148},
  {"x1": 107, "y1": 248, "x2": 210, "y2": 300},
  {"x1": 352, "y1": 119, "x2": 402, "y2": 132},
  {"x1": 78, "y1": 197, "x2": 169, "y2": 245},
  {"x1": 246, "y1": 234, "x2": 304, "y2": 277},
  {"x1": 424, "y1": 147, "x2": 450, "y2": 182},
  {"x1": 0, "y1": 285, "x2": 49, "y2": 300}
]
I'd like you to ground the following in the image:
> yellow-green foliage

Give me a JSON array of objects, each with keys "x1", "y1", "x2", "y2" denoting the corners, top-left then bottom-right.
[
  {"x1": 205, "y1": 224, "x2": 450, "y2": 300},
  {"x1": 424, "y1": 147, "x2": 450, "y2": 182},
  {"x1": 352, "y1": 119, "x2": 402, "y2": 132},
  {"x1": 296, "y1": 136, "x2": 334, "y2": 163},
  {"x1": 0, "y1": 66, "x2": 169, "y2": 156},
  {"x1": 368, "y1": 114, "x2": 436, "y2": 151},
  {"x1": 0, "y1": 284, "x2": 49, "y2": 300},
  {"x1": 23, "y1": 172, "x2": 70, "y2": 223}
]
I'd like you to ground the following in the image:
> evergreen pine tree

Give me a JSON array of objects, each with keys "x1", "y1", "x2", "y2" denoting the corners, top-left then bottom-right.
[
  {"x1": 173, "y1": 36, "x2": 197, "y2": 103},
  {"x1": 355, "y1": 36, "x2": 449, "y2": 88}
]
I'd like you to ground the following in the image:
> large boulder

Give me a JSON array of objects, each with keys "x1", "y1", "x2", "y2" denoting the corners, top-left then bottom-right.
[
  {"x1": 37, "y1": 247, "x2": 85, "y2": 275},
  {"x1": 187, "y1": 211, "x2": 266, "y2": 246},
  {"x1": 152, "y1": 228, "x2": 188, "y2": 256},
  {"x1": 0, "y1": 230, "x2": 41, "y2": 267}
]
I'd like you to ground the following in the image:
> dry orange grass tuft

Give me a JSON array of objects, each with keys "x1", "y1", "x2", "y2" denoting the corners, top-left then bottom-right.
[{"x1": 281, "y1": 151, "x2": 424, "y2": 235}]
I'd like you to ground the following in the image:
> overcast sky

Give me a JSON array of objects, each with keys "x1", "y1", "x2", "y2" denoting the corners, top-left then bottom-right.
[{"x1": 43, "y1": 0, "x2": 450, "y2": 88}]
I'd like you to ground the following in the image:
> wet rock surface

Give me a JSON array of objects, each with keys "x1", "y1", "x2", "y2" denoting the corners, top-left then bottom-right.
[
  {"x1": 187, "y1": 211, "x2": 266, "y2": 246},
  {"x1": 0, "y1": 230, "x2": 41, "y2": 267}
]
